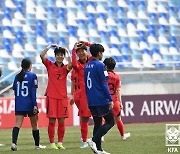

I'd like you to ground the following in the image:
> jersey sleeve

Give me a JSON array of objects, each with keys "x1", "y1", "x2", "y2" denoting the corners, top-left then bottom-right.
[
  {"x1": 43, "y1": 58, "x2": 51, "y2": 70},
  {"x1": 98, "y1": 63, "x2": 109, "y2": 82}
]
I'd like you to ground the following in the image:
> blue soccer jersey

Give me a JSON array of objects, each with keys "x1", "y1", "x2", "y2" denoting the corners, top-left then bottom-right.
[
  {"x1": 84, "y1": 59, "x2": 112, "y2": 106},
  {"x1": 13, "y1": 71, "x2": 38, "y2": 111}
]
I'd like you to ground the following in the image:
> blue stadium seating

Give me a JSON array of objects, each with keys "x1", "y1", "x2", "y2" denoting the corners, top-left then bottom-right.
[{"x1": 0, "y1": 0, "x2": 179, "y2": 70}]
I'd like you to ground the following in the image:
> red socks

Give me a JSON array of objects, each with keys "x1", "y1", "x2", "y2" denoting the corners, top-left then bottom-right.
[
  {"x1": 58, "y1": 123, "x2": 65, "y2": 142},
  {"x1": 116, "y1": 120, "x2": 124, "y2": 136},
  {"x1": 81, "y1": 121, "x2": 88, "y2": 142},
  {"x1": 48, "y1": 122, "x2": 55, "y2": 143}
]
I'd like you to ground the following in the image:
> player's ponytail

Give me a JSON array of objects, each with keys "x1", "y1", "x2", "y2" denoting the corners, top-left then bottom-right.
[{"x1": 17, "y1": 58, "x2": 32, "y2": 82}]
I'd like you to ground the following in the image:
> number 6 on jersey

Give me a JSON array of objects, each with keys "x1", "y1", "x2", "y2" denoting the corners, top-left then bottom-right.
[{"x1": 87, "y1": 71, "x2": 92, "y2": 89}]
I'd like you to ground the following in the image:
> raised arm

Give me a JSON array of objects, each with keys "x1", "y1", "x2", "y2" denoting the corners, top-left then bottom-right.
[
  {"x1": 40, "y1": 44, "x2": 58, "y2": 63},
  {"x1": 65, "y1": 48, "x2": 72, "y2": 71},
  {"x1": 72, "y1": 42, "x2": 80, "y2": 70}
]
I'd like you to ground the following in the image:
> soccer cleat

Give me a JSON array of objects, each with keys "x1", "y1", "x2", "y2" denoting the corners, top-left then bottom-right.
[
  {"x1": 101, "y1": 136, "x2": 105, "y2": 142},
  {"x1": 97, "y1": 150, "x2": 110, "y2": 154},
  {"x1": 56, "y1": 142, "x2": 65, "y2": 149},
  {"x1": 50, "y1": 143, "x2": 58, "y2": 149},
  {"x1": 35, "y1": 144, "x2": 46, "y2": 149},
  {"x1": 87, "y1": 138, "x2": 98, "y2": 153},
  {"x1": 80, "y1": 142, "x2": 88, "y2": 149},
  {"x1": 11, "y1": 143, "x2": 17, "y2": 151},
  {"x1": 121, "y1": 132, "x2": 131, "y2": 140}
]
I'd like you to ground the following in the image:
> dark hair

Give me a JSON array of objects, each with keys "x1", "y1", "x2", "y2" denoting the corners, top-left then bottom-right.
[
  {"x1": 103, "y1": 57, "x2": 116, "y2": 71},
  {"x1": 76, "y1": 45, "x2": 87, "y2": 52},
  {"x1": 54, "y1": 47, "x2": 66, "y2": 56},
  {"x1": 89, "y1": 43, "x2": 104, "y2": 57},
  {"x1": 17, "y1": 58, "x2": 32, "y2": 82}
]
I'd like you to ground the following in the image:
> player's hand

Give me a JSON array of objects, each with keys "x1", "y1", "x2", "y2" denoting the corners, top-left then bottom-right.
[
  {"x1": 33, "y1": 106, "x2": 38, "y2": 114},
  {"x1": 120, "y1": 103, "x2": 123, "y2": 109},
  {"x1": 51, "y1": 44, "x2": 59, "y2": 48},
  {"x1": 70, "y1": 98, "x2": 74, "y2": 105},
  {"x1": 109, "y1": 101, "x2": 114, "y2": 110},
  {"x1": 64, "y1": 47, "x2": 69, "y2": 53},
  {"x1": 74, "y1": 41, "x2": 84, "y2": 50}
]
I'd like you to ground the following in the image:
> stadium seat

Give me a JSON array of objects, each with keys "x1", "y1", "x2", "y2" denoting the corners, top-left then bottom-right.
[
  {"x1": 96, "y1": 1, "x2": 107, "y2": 13},
  {"x1": 110, "y1": 44, "x2": 121, "y2": 56},
  {"x1": 117, "y1": 7, "x2": 126, "y2": 19},
  {"x1": 117, "y1": 0, "x2": 128, "y2": 8},
  {"x1": 87, "y1": 1, "x2": 96, "y2": 13},
  {"x1": 142, "y1": 49, "x2": 154, "y2": 68},
  {"x1": 0, "y1": 49, "x2": 11, "y2": 58},
  {"x1": 159, "y1": 13, "x2": 169, "y2": 25},
  {"x1": 151, "y1": 48, "x2": 162, "y2": 62},
  {"x1": 132, "y1": 54, "x2": 143, "y2": 68},
  {"x1": 139, "y1": 37, "x2": 149, "y2": 50},
  {"x1": 99, "y1": 31, "x2": 109, "y2": 44},
  {"x1": 5, "y1": 0, "x2": 16, "y2": 8},
  {"x1": 121, "y1": 43, "x2": 131, "y2": 55},
  {"x1": 56, "y1": 0, "x2": 66, "y2": 8},
  {"x1": 8, "y1": 59, "x2": 19, "y2": 70},
  {"x1": 66, "y1": 0, "x2": 77, "y2": 8}
]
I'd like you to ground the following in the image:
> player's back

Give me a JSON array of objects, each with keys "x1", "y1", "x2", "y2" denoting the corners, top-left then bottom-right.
[
  {"x1": 107, "y1": 71, "x2": 120, "y2": 101},
  {"x1": 13, "y1": 71, "x2": 37, "y2": 111},
  {"x1": 84, "y1": 59, "x2": 112, "y2": 106}
]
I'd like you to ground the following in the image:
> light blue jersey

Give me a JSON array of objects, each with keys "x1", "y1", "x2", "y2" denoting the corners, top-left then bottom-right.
[
  {"x1": 13, "y1": 71, "x2": 38, "y2": 111},
  {"x1": 84, "y1": 59, "x2": 112, "y2": 106}
]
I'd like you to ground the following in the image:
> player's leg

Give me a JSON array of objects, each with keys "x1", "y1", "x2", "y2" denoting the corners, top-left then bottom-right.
[
  {"x1": 56, "y1": 98, "x2": 69, "y2": 149},
  {"x1": 93, "y1": 107, "x2": 115, "y2": 152},
  {"x1": 92, "y1": 116, "x2": 103, "y2": 151},
  {"x1": 30, "y1": 113, "x2": 46, "y2": 149},
  {"x1": 48, "y1": 118, "x2": 57, "y2": 149},
  {"x1": 57, "y1": 118, "x2": 65, "y2": 149},
  {"x1": 11, "y1": 115, "x2": 24, "y2": 151},
  {"x1": 80, "y1": 116, "x2": 89, "y2": 148},
  {"x1": 76, "y1": 94, "x2": 90, "y2": 148},
  {"x1": 115, "y1": 115, "x2": 130, "y2": 140},
  {"x1": 46, "y1": 97, "x2": 58, "y2": 149}
]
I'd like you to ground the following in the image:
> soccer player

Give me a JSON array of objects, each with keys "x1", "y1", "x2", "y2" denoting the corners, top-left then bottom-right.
[
  {"x1": 103, "y1": 57, "x2": 130, "y2": 140},
  {"x1": 71, "y1": 41, "x2": 92, "y2": 148},
  {"x1": 11, "y1": 58, "x2": 46, "y2": 151},
  {"x1": 84, "y1": 43, "x2": 115, "y2": 154},
  {"x1": 40, "y1": 44, "x2": 72, "y2": 149}
]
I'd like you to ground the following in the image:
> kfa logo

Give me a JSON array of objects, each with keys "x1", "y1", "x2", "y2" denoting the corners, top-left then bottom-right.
[
  {"x1": 166, "y1": 124, "x2": 180, "y2": 146},
  {"x1": 166, "y1": 124, "x2": 180, "y2": 153}
]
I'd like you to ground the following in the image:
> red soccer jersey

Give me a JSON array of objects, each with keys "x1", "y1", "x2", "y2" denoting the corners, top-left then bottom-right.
[
  {"x1": 71, "y1": 69, "x2": 80, "y2": 92},
  {"x1": 107, "y1": 71, "x2": 121, "y2": 102},
  {"x1": 43, "y1": 58, "x2": 69, "y2": 99}
]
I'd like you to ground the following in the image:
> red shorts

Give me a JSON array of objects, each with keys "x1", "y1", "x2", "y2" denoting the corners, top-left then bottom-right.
[
  {"x1": 46, "y1": 96, "x2": 69, "y2": 118},
  {"x1": 113, "y1": 100, "x2": 121, "y2": 117},
  {"x1": 78, "y1": 92, "x2": 91, "y2": 117},
  {"x1": 73, "y1": 90, "x2": 80, "y2": 109}
]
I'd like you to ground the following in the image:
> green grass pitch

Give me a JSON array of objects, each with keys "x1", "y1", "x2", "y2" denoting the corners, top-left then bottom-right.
[{"x1": 0, "y1": 123, "x2": 179, "y2": 154}]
